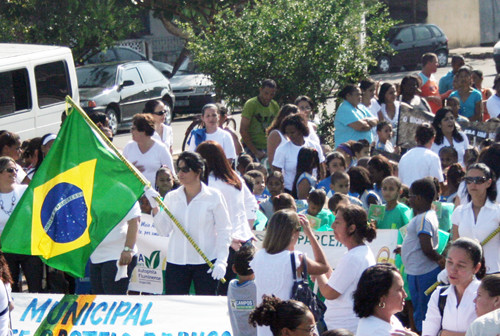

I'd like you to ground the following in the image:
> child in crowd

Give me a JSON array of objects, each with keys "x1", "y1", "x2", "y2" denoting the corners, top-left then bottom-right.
[
  {"x1": 237, "y1": 154, "x2": 253, "y2": 176},
  {"x1": 367, "y1": 155, "x2": 393, "y2": 201},
  {"x1": 350, "y1": 140, "x2": 370, "y2": 166},
  {"x1": 401, "y1": 178, "x2": 445, "y2": 333},
  {"x1": 347, "y1": 166, "x2": 381, "y2": 210},
  {"x1": 445, "y1": 97, "x2": 469, "y2": 122},
  {"x1": 317, "y1": 151, "x2": 347, "y2": 193},
  {"x1": 328, "y1": 193, "x2": 350, "y2": 214},
  {"x1": 329, "y1": 171, "x2": 363, "y2": 207},
  {"x1": 292, "y1": 147, "x2": 320, "y2": 200},
  {"x1": 246, "y1": 170, "x2": 266, "y2": 202},
  {"x1": 330, "y1": 171, "x2": 350, "y2": 196},
  {"x1": 259, "y1": 171, "x2": 284, "y2": 219},
  {"x1": 464, "y1": 146, "x2": 479, "y2": 168},
  {"x1": 302, "y1": 189, "x2": 334, "y2": 231},
  {"x1": 440, "y1": 163, "x2": 464, "y2": 204},
  {"x1": 155, "y1": 166, "x2": 179, "y2": 198},
  {"x1": 374, "y1": 121, "x2": 395, "y2": 153},
  {"x1": 438, "y1": 146, "x2": 458, "y2": 171},
  {"x1": 336, "y1": 142, "x2": 355, "y2": 168},
  {"x1": 245, "y1": 162, "x2": 267, "y2": 179},
  {"x1": 227, "y1": 245, "x2": 257, "y2": 336},
  {"x1": 376, "y1": 176, "x2": 411, "y2": 230},
  {"x1": 272, "y1": 193, "x2": 297, "y2": 212}
]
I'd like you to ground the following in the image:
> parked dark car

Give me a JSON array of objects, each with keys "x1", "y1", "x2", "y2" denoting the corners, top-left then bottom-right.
[
  {"x1": 77, "y1": 61, "x2": 175, "y2": 134},
  {"x1": 169, "y1": 58, "x2": 216, "y2": 116},
  {"x1": 377, "y1": 24, "x2": 449, "y2": 73}
]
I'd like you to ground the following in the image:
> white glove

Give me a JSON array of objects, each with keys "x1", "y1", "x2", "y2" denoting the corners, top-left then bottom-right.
[
  {"x1": 144, "y1": 186, "x2": 160, "y2": 209},
  {"x1": 437, "y1": 269, "x2": 449, "y2": 284},
  {"x1": 207, "y1": 260, "x2": 227, "y2": 280}
]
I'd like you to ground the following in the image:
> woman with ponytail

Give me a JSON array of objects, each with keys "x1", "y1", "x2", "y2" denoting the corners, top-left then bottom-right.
[{"x1": 315, "y1": 204, "x2": 377, "y2": 333}]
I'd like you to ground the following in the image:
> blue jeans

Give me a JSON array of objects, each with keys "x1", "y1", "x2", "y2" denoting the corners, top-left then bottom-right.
[
  {"x1": 165, "y1": 261, "x2": 218, "y2": 295},
  {"x1": 90, "y1": 257, "x2": 137, "y2": 294},
  {"x1": 407, "y1": 266, "x2": 441, "y2": 332}
]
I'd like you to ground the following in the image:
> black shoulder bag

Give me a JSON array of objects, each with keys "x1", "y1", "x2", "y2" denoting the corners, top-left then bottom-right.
[{"x1": 290, "y1": 252, "x2": 327, "y2": 321}]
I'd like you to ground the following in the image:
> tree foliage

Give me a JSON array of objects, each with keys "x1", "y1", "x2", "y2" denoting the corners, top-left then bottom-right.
[
  {"x1": 0, "y1": 0, "x2": 142, "y2": 61},
  {"x1": 185, "y1": 0, "x2": 395, "y2": 143}
]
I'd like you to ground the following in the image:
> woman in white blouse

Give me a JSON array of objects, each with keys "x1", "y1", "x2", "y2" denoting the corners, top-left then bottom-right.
[
  {"x1": 452, "y1": 163, "x2": 500, "y2": 274},
  {"x1": 143, "y1": 100, "x2": 174, "y2": 154},
  {"x1": 196, "y1": 140, "x2": 255, "y2": 294},
  {"x1": 422, "y1": 238, "x2": 484, "y2": 336},
  {"x1": 151, "y1": 151, "x2": 232, "y2": 295},
  {"x1": 431, "y1": 107, "x2": 469, "y2": 165}
]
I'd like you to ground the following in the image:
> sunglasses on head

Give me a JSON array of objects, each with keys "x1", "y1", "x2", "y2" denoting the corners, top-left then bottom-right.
[
  {"x1": 2, "y1": 168, "x2": 17, "y2": 174},
  {"x1": 465, "y1": 176, "x2": 488, "y2": 185}
]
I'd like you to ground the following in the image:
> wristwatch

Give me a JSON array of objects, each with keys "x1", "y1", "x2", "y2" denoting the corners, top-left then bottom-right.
[{"x1": 123, "y1": 246, "x2": 133, "y2": 252}]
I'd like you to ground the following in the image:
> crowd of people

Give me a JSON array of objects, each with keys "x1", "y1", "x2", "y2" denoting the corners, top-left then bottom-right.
[{"x1": 0, "y1": 51, "x2": 499, "y2": 336}]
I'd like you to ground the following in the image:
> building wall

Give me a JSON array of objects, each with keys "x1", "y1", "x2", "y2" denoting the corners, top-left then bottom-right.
[
  {"x1": 479, "y1": 0, "x2": 500, "y2": 44},
  {"x1": 427, "y1": 0, "x2": 480, "y2": 48}
]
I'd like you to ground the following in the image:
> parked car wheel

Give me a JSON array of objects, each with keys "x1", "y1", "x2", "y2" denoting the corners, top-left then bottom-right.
[
  {"x1": 436, "y1": 49, "x2": 448, "y2": 67},
  {"x1": 106, "y1": 107, "x2": 119, "y2": 135},
  {"x1": 377, "y1": 56, "x2": 391, "y2": 73},
  {"x1": 163, "y1": 102, "x2": 173, "y2": 125}
]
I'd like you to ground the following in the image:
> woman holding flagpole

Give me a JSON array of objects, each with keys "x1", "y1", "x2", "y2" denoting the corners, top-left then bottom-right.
[
  {"x1": 148, "y1": 151, "x2": 232, "y2": 295},
  {"x1": 0, "y1": 156, "x2": 43, "y2": 293}
]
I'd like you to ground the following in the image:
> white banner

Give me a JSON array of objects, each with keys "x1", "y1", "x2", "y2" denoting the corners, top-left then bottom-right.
[
  {"x1": 129, "y1": 214, "x2": 169, "y2": 294},
  {"x1": 253, "y1": 229, "x2": 399, "y2": 268},
  {"x1": 11, "y1": 293, "x2": 232, "y2": 336}
]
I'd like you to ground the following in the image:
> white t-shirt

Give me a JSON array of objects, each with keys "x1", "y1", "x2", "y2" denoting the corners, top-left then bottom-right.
[
  {"x1": 0, "y1": 184, "x2": 28, "y2": 234},
  {"x1": 324, "y1": 245, "x2": 376, "y2": 332},
  {"x1": 306, "y1": 122, "x2": 321, "y2": 145},
  {"x1": 486, "y1": 94, "x2": 500, "y2": 119},
  {"x1": 423, "y1": 280, "x2": 480, "y2": 336},
  {"x1": 272, "y1": 139, "x2": 325, "y2": 191},
  {"x1": 430, "y1": 132, "x2": 469, "y2": 166},
  {"x1": 356, "y1": 315, "x2": 405, "y2": 336},
  {"x1": 466, "y1": 309, "x2": 500, "y2": 336},
  {"x1": 123, "y1": 139, "x2": 175, "y2": 188},
  {"x1": 398, "y1": 146, "x2": 443, "y2": 187},
  {"x1": 250, "y1": 249, "x2": 302, "y2": 336},
  {"x1": 452, "y1": 200, "x2": 500, "y2": 274},
  {"x1": 188, "y1": 127, "x2": 237, "y2": 160},
  {"x1": 15, "y1": 163, "x2": 26, "y2": 184},
  {"x1": 152, "y1": 124, "x2": 173, "y2": 150},
  {"x1": 90, "y1": 202, "x2": 141, "y2": 263}
]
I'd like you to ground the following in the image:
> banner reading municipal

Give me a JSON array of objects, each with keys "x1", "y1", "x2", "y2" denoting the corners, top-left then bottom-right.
[{"x1": 1, "y1": 107, "x2": 144, "y2": 277}]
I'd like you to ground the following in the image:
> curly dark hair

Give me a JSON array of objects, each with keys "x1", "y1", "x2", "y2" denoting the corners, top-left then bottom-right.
[
  {"x1": 279, "y1": 113, "x2": 309, "y2": 137},
  {"x1": 249, "y1": 295, "x2": 310, "y2": 335},
  {"x1": 353, "y1": 264, "x2": 399, "y2": 318}
]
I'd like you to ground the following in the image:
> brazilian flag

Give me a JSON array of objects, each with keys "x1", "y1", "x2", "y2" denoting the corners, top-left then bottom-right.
[{"x1": 0, "y1": 106, "x2": 144, "y2": 277}]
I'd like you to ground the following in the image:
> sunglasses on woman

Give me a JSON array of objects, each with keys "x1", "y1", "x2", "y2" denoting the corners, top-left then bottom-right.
[
  {"x1": 464, "y1": 176, "x2": 488, "y2": 184},
  {"x1": 1, "y1": 168, "x2": 17, "y2": 174},
  {"x1": 176, "y1": 165, "x2": 192, "y2": 173},
  {"x1": 151, "y1": 110, "x2": 166, "y2": 116}
]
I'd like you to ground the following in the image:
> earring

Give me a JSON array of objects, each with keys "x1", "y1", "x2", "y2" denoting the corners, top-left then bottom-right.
[{"x1": 378, "y1": 302, "x2": 385, "y2": 309}]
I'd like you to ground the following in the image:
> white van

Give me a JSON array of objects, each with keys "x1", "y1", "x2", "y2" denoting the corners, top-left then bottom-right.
[{"x1": 0, "y1": 44, "x2": 79, "y2": 140}]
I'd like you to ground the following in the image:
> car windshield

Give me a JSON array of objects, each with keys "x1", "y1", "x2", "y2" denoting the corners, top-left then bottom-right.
[
  {"x1": 77, "y1": 65, "x2": 117, "y2": 88},
  {"x1": 175, "y1": 58, "x2": 200, "y2": 75},
  {"x1": 386, "y1": 27, "x2": 401, "y2": 42}
]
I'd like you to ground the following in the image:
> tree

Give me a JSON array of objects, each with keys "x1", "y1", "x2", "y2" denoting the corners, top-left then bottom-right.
[
  {"x1": 185, "y1": 0, "x2": 395, "y2": 144},
  {"x1": 0, "y1": 0, "x2": 142, "y2": 62},
  {"x1": 131, "y1": 0, "x2": 250, "y2": 74}
]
